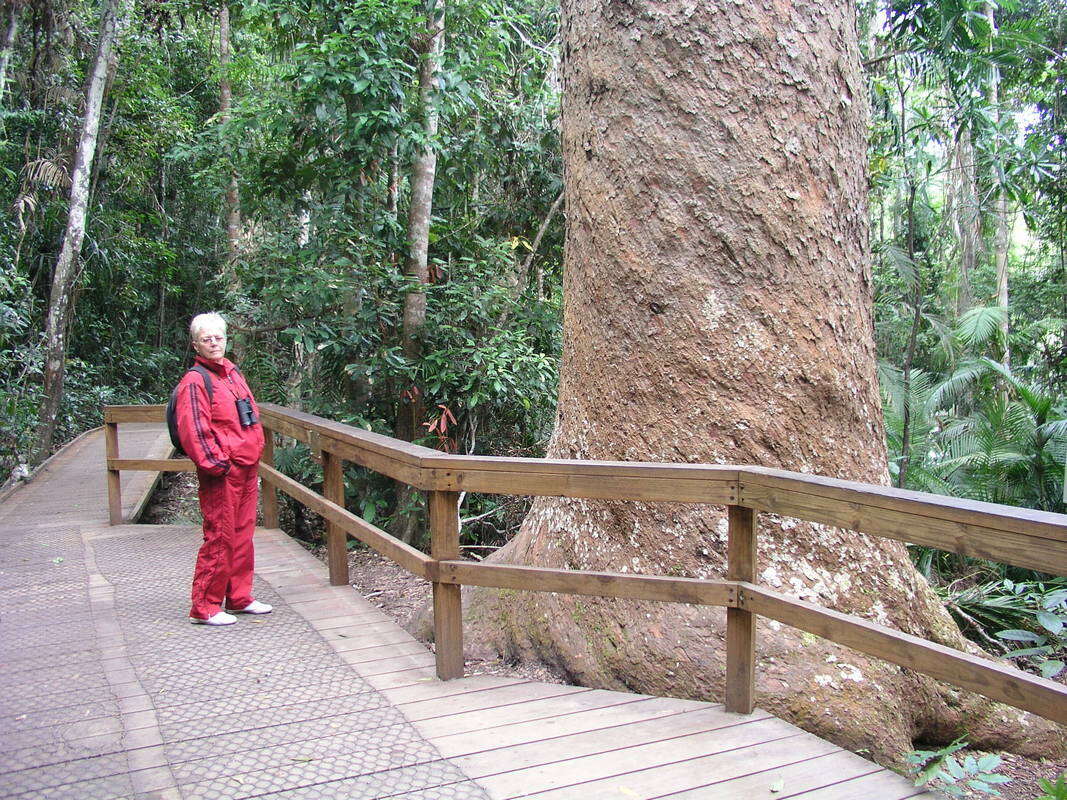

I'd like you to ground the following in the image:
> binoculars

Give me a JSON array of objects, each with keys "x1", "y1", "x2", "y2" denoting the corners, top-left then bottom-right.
[{"x1": 235, "y1": 397, "x2": 258, "y2": 428}]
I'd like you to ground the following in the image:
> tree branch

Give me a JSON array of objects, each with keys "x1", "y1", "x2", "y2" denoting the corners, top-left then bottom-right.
[{"x1": 522, "y1": 191, "x2": 564, "y2": 289}]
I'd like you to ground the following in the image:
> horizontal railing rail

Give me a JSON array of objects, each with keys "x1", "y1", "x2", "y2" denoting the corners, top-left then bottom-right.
[{"x1": 103, "y1": 402, "x2": 1067, "y2": 725}]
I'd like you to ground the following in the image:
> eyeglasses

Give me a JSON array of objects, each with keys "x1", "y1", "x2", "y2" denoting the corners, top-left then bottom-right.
[{"x1": 197, "y1": 335, "x2": 226, "y2": 344}]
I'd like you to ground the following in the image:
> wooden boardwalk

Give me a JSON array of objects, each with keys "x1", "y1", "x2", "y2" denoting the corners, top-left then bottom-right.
[{"x1": 0, "y1": 426, "x2": 932, "y2": 799}]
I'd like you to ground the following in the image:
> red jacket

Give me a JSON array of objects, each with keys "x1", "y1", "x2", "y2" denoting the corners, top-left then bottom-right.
[{"x1": 175, "y1": 356, "x2": 264, "y2": 476}]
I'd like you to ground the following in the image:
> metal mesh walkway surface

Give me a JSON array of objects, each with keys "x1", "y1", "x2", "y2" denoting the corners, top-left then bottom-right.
[{"x1": 0, "y1": 426, "x2": 931, "y2": 799}]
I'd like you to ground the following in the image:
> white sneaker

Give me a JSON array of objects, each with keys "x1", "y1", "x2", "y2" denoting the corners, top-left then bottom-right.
[
  {"x1": 230, "y1": 600, "x2": 272, "y2": 615},
  {"x1": 190, "y1": 611, "x2": 237, "y2": 626}
]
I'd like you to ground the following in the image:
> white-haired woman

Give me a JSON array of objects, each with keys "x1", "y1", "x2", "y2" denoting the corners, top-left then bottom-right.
[{"x1": 175, "y1": 312, "x2": 271, "y2": 625}]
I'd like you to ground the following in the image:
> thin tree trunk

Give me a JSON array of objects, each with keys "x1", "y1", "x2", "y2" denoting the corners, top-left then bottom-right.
[
  {"x1": 0, "y1": 1, "x2": 20, "y2": 109},
  {"x1": 986, "y1": 2, "x2": 1010, "y2": 367},
  {"x1": 897, "y1": 181, "x2": 922, "y2": 490},
  {"x1": 387, "y1": 119, "x2": 401, "y2": 219},
  {"x1": 994, "y1": 192, "x2": 1010, "y2": 365},
  {"x1": 522, "y1": 191, "x2": 563, "y2": 297},
  {"x1": 33, "y1": 0, "x2": 123, "y2": 463},
  {"x1": 87, "y1": 60, "x2": 121, "y2": 205},
  {"x1": 393, "y1": 0, "x2": 445, "y2": 545},
  {"x1": 951, "y1": 132, "x2": 979, "y2": 317},
  {"x1": 218, "y1": 2, "x2": 245, "y2": 363},
  {"x1": 220, "y1": 3, "x2": 240, "y2": 264},
  {"x1": 156, "y1": 159, "x2": 167, "y2": 348},
  {"x1": 297, "y1": 190, "x2": 312, "y2": 247}
]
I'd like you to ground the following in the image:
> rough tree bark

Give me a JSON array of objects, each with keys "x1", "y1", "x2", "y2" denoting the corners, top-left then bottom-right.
[
  {"x1": 33, "y1": 0, "x2": 123, "y2": 463},
  {"x1": 394, "y1": 0, "x2": 445, "y2": 544},
  {"x1": 462, "y1": 0, "x2": 1061, "y2": 766}
]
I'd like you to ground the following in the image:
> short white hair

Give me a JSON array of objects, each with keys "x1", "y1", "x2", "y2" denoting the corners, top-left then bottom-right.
[{"x1": 190, "y1": 312, "x2": 227, "y2": 340}]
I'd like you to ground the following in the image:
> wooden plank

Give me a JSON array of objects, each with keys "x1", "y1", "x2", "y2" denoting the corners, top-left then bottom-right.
[
  {"x1": 361, "y1": 665, "x2": 437, "y2": 690},
  {"x1": 261, "y1": 427, "x2": 280, "y2": 528},
  {"x1": 415, "y1": 689, "x2": 670, "y2": 741},
  {"x1": 108, "y1": 458, "x2": 195, "y2": 472},
  {"x1": 659, "y1": 749, "x2": 884, "y2": 799},
  {"x1": 327, "y1": 641, "x2": 428, "y2": 665},
  {"x1": 351, "y1": 651, "x2": 437, "y2": 676},
  {"x1": 103, "y1": 405, "x2": 166, "y2": 423},
  {"x1": 452, "y1": 704, "x2": 773, "y2": 779},
  {"x1": 426, "y1": 454, "x2": 740, "y2": 482},
  {"x1": 516, "y1": 733, "x2": 826, "y2": 800},
  {"x1": 400, "y1": 682, "x2": 589, "y2": 722},
  {"x1": 437, "y1": 696, "x2": 724, "y2": 757},
  {"x1": 424, "y1": 460, "x2": 739, "y2": 502},
  {"x1": 480, "y1": 719, "x2": 808, "y2": 799},
  {"x1": 436, "y1": 561, "x2": 734, "y2": 607},
  {"x1": 258, "y1": 463, "x2": 432, "y2": 579},
  {"x1": 104, "y1": 423, "x2": 122, "y2": 525},
  {"x1": 743, "y1": 466, "x2": 1067, "y2": 543},
  {"x1": 429, "y1": 490, "x2": 464, "y2": 681},
  {"x1": 321, "y1": 450, "x2": 348, "y2": 586},
  {"x1": 725, "y1": 505, "x2": 756, "y2": 714},
  {"x1": 329, "y1": 629, "x2": 421, "y2": 652},
  {"x1": 258, "y1": 403, "x2": 434, "y2": 487},
  {"x1": 258, "y1": 412, "x2": 426, "y2": 487},
  {"x1": 782, "y1": 766, "x2": 929, "y2": 799},
  {"x1": 384, "y1": 676, "x2": 531, "y2": 705},
  {"x1": 740, "y1": 480, "x2": 1067, "y2": 576},
  {"x1": 742, "y1": 583, "x2": 1067, "y2": 724}
]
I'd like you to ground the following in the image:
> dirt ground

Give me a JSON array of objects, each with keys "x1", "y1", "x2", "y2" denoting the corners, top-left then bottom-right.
[{"x1": 141, "y1": 474, "x2": 1064, "y2": 799}]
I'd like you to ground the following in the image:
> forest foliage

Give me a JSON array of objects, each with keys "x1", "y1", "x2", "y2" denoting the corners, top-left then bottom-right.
[{"x1": 1, "y1": 0, "x2": 1065, "y2": 668}]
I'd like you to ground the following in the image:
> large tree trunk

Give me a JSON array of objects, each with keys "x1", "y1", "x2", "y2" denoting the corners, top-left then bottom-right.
[
  {"x1": 463, "y1": 0, "x2": 1061, "y2": 767},
  {"x1": 394, "y1": 0, "x2": 445, "y2": 545},
  {"x1": 32, "y1": 0, "x2": 123, "y2": 463}
]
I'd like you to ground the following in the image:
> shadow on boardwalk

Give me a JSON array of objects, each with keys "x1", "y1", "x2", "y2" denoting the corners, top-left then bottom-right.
[{"x1": 0, "y1": 426, "x2": 931, "y2": 799}]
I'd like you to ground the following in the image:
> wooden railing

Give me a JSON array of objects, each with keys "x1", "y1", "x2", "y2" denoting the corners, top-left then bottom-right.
[{"x1": 103, "y1": 402, "x2": 1067, "y2": 725}]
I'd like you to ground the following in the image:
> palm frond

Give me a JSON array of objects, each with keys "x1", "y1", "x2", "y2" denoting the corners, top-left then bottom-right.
[
  {"x1": 956, "y1": 307, "x2": 1008, "y2": 349},
  {"x1": 882, "y1": 242, "x2": 919, "y2": 287},
  {"x1": 926, "y1": 359, "x2": 988, "y2": 412}
]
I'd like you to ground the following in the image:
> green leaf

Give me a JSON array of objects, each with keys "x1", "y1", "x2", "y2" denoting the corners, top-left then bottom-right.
[
  {"x1": 997, "y1": 629, "x2": 1042, "y2": 642},
  {"x1": 1036, "y1": 610, "x2": 1065, "y2": 635},
  {"x1": 980, "y1": 774, "x2": 1012, "y2": 785},
  {"x1": 945, "y1": 758, "x2": 966, "y2": 779},
  {"x1": 1039, "y1": 660, "x2": 1065, "y2": 679}
]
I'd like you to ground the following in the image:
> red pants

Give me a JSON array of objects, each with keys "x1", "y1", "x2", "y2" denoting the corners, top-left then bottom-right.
[{"x1": 190, "y1": 463, "x2": 259, "y2": 619}]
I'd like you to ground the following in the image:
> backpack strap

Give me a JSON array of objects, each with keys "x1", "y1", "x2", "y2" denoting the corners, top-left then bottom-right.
[{"x1": 189, "y1": 364, "x2": 214, "y2": 403}]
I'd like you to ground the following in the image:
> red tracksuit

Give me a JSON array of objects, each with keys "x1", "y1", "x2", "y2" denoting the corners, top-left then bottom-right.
[{"x1": 175, "y1": 356, "x2": 265, "y2": 620}]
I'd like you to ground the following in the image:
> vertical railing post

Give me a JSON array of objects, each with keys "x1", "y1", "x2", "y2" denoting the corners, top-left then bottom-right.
[
  {"x1": 260, "y1": 426, "x2": 280, "y2": 529},
  {"x1": 725, "y1": 504, "x2": 756, "y2": 713},
  {"x1": 321, "y1": 447, "x2": 348, "y2": 586},
  {"x1": 105, "y1": 418, "x2": 122, "y2": 525},
  {"x1": 429, "y1": 490, "x2": 463, "y2": 680}
]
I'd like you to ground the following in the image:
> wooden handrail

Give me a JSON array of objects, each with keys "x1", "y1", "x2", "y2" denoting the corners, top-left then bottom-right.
[{"x1": 102, "y1": 403, "x2": 1067, "y2": 726}]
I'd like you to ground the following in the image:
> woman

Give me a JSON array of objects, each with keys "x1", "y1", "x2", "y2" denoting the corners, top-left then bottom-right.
[{"x1": 175, "y1": 312, "x2": 272, "y2": 625}]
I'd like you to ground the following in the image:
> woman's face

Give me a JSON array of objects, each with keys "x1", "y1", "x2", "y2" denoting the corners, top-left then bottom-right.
[{"x1": 192, "y1": 324, "x2": 227, "y2": 363}]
